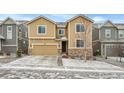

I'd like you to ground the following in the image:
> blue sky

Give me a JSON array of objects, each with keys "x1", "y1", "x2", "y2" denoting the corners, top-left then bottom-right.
[{"x1": 0, "y1": 14, "x2": 124, "y2": 23}]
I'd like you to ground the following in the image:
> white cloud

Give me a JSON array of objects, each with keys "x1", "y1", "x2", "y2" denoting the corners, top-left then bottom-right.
[
  {"x1": 0, "y1": 14, "x2": 33, "y2": 20},
  {"x1": 93, "y1": 16, "x2": 105, "y2": 23}
]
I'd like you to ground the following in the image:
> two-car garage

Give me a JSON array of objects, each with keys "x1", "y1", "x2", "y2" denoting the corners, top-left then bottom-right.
[{"x1": 31, "y1": 44, "x2": 59, "y2": 56}]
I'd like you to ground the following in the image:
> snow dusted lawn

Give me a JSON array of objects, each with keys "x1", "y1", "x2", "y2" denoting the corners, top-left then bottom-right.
[
  {"x1": 0, "y1": 56, "x2": 7, "y2": 58},
  {"x1": 2, "y1": 56, "x2": 58, "y2": 67},
  {"x1": 62, "y1": 58, "x2": 124, "y2": 71},
  {"x1": 107, "y1": 57, "x2": 124, "y2": 62}
]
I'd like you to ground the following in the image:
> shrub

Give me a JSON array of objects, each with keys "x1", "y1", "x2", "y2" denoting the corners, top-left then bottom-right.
[{"x1": 16, "y1": 49, "x2": 22, "y2": 57}]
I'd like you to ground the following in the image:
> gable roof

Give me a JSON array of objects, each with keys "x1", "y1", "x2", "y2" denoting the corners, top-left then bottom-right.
[
  {"x1": 66, "y1": 14, "x2": 94, "y2": 23},
  {"x1": 100, "y1": 20, "x2": 117, "y2": 28},
  {"x1": 27, "y1": 15, "x2": 56, "y2": 25},
  {"x1": 115, "y1": 24, "x2": 124, "y2": 29},
  {"x1": 56, "y1": 22, "x2": 66, "y2": 27},
  {"x1": 0, "y1": 17, "x2": 16, "y2": 25}
]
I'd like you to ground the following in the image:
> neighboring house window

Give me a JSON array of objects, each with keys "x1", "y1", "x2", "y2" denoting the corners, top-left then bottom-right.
[
  {"x1": 58, "y1": 29, "x2": 65, "y2": 35},
  {"x1": 38, "y1": 25, "x2": 46, "y2": 34},
  {"x1": 76, "y1": 40, "x2": 84, "y2": 48},
  {"x1": 25, "y1": 31, "x2": 28, "y2": 37},
  {"x1": 119, "y1": 30, "x2": 124, "y2": 38},
  {"x1": 7, "y1": 26, "x2": 12, "y2": 39},
  {"x1": 23, "y1": 41, "x2": 25, "y2": 44},
  {"x1": 105, "y1": 29, "x2": 111, "y2": 38},
  {"x1": 75, "y1": 23, "x2": 84, "y2": 32}
]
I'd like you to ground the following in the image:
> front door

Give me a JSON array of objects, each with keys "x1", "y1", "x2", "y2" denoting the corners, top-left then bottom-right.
[{"x1": 62, "y1": 41, "x2": 66, "y2": 53}]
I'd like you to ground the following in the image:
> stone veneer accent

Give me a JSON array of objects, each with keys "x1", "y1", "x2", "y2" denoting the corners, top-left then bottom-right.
[{"x1": 68, "y1": 49, "x2": 93, "y2": 60}]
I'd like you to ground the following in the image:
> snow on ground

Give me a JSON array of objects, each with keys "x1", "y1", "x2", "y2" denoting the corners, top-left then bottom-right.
[
  {"x1": 0, "y1": 56, "x2": 7, "y2": 58},
  {"x1": 62, "y1": 58, "x2": 124, "y2": 71},
  {"x1": 2, "y1": 56, "x2": 58, "y2": 67},
  {"x1": 1, "y1": 56, "x2": 124, "y2": 72},
  {"x1": 107, "y1": 57, "x2": 124, "y2": 62}
]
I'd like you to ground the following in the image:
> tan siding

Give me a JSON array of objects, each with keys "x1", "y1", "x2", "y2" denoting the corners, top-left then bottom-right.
[
  {"x1": 28, "y1": 17, "x2": 56, "y2": 38},
  {"x1": 68, "y1": 16, "x2": 92, "y2": 49}
]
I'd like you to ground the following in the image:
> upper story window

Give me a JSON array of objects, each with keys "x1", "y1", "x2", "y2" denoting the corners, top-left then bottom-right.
[
  {"x1": 119, "y1": 30, "x2": 124, "y2": 38},
  {"x1": 105, "y1": 29, "x2": 111, "y2": 38},
  {"x1": 58, "y1": 29, "x2": 65, "y2": 35},
  {"x1": 37, "y1": 25, "x2": 46, "y2": 34},
  {"x1": 75, "y1": 23, "x2": 85, "y2": 32},
  {"x1": 76, "y1": 40, "x2": 84, "y2": 48},
  {"x1": 25, "y1": 31, "x2": 28, "y2": 37},
  {"x1": 7, "y1": 26, "x2": 12, "y2": 39}
]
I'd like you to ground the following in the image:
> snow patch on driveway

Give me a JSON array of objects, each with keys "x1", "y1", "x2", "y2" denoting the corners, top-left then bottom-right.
[
  {"x1": 62, "y1": 58, "x2": 124, "y2": 71},
  {"x1": 2, "y1": 56, "x2": 58, "y2": 67}
]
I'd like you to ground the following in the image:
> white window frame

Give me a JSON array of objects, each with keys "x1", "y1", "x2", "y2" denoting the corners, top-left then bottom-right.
[
  {"x1": 119, "y1": 30, "x2": 124, "y2": 38},
  {"x1": 7, "y1": 26, "x2": 12, "y2": 39},
  {"x1": 58, "y1": 29, "x2": 65, "y2": 35},
  {"x1": 75, "y1": 39, "x2": 84, "y2": 48},
  {"x1": 75, "y1": 23, "x2": 85, "y2": 33},
  {"x1": 23, "y1": 41, "x2": 26, "y2": 44},
  {"x1": 25, "y1": 31, "x2": 28, "y2": 37},
  {"x1": 105, "y1": 29, "x2": 111, "y2": 38},
  {"x1": 37, "y1": 25, "x2": 47, "y2": 35}
]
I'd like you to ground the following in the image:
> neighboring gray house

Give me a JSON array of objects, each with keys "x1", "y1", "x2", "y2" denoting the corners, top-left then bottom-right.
[
  {"x1": 92, "y1": 25, "x2": 101, "y2": 56},
  {"x1": 0, "y1": 17, "x2": 28, "y2": 56},
  {"x1": 99, "y1": 20, "x2": 124, "y2": 57}
]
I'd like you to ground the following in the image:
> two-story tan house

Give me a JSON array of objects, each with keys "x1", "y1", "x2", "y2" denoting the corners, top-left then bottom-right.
[{"x1": 27, "y1": 15, "x2": 93, "y2": 59}]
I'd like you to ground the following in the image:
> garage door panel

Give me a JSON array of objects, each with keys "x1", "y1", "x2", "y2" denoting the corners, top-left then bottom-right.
[
  {"x1": 106, "y1": 47, "x2": 119, "y2": 57},
  {"x1": 32, "y1": 45, "x2": 58, "y2": 55}
]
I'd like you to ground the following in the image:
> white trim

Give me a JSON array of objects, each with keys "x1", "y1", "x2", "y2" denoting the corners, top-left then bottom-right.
[
  {"x1": 75, "y1": 39, "x2": 85, "y2": 49},
  {"x1": 58, "y1": 29, "x2": 65, "y2": 35},
  {"x1": 16, "y1": 26, "x2": 18, "y2": 49},
  {"x1": 68, "y1": 22, "x2": 71, "y2": 48},
  {"x1": 7, "y1": 26, "x2": 12, "y2": 39},
  {"x1": 27, "y1": 16, "x2": 56, "y2": 25},
  {"x1": 29, "y1": 37, "x2": 56, "y2": 39},
  {"x1": 2, "y1": 45, "x2": 17, "y2": 46},
  {"x1": 118, "y1": 30, "x2": 124, "y2": 38},
  {"x1": 75, "y1": 23, "x2": 84, "y2": 33},
  {"x1": 66, "y1": 14, "x2": 94, "y2": 23},
  {"x1": 105, "y1": 29, "x2": 111, "y2": 38},
  {"x1": 68, "y1": 47, "x2": 91, "y2": 49},
  {"x1": 31, "y1": 43, "x2": 59, "y2": 49},
  {"x1": 101, "y1": 43, "x2": 103, "y2": 56},
  {"x1": 37, "y1": 25, "x2": 47, "y2": 35},
  {"x1": 28, "y1": 26, "x2": 31, "y2": 49}
]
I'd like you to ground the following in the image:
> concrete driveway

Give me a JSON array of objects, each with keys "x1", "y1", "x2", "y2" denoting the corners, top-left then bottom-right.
[
  {"x1": 62, "y1": 58, "x2": 124, "y2": 71},
  {"x1": 2, "y1": 56, "x2": 58, "y2": 67}
]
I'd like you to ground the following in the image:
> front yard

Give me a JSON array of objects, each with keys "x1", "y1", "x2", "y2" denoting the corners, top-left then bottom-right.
[{"x1": 0, "y1": 56, "x2": 124, "y2": 79}]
